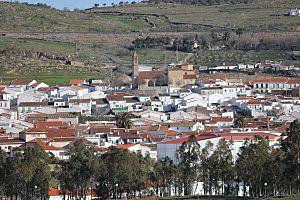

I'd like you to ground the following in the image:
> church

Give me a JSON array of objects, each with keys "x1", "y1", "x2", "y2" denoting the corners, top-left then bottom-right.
[{"x1": 131, "y1": 51, "x2": 198, "y2": 91}]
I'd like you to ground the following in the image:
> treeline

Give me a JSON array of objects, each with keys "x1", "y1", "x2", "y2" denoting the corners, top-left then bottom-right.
[
  {"x1": 8, "y1": 1, "x2": 52, "y2": 9},
  {"x1": 154, "y1": 120, "x2": 300, "y2": 197},
  {"x1": 131, "y1": 36, "x2": 171, "y2": 49},
  {"x1": 146, "y1": 0, "x2": 252, "y2": 5},
  {"x1": 0, "y1": 147, "x2": 51, "y2": 199},
  {"x1": 171, "y1": 31, "x2": 300, "y2": 53},
  {"x1": 2, "y1": 120, "x2": 300, "y2": 199}
]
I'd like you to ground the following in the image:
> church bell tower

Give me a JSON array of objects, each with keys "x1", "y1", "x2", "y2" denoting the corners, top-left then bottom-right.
[{"x1": 132, "y1": 50, "x2": 139, "y2": 78}]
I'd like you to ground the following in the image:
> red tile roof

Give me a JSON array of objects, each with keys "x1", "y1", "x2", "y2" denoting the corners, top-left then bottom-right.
[
  {"x1": 210, "y1": 117, "x2": 234, "y2": 123},
  {"x1": 37, "y1": 87, "x2": 56, "y2": 91},
  {"x1": 34, "y1": 121, "x2": 68, "y2": 129},
  {"x1": 0, "y1": 90, "x2": 8, "y2": 94},
  {"x1": 10, "y1": 80, "x2": 34, "y2": 85},
  {"x1": 46, "y1": 129, "x2": 77, "y2": 138},
  {"x1": 218, "y1": 132, "x2": 278, "y2": 141},
  {"x1": 70, "y1": 79, "x2": 85, "y2": 85},
  {"x1": 252, "y1": 78, "x2": 300, "y2": 83},
  {"x1": 0, "y1": 138, "x2": 24, "y2": 144},
  {"x1": 95, "y1": 147, "x2": 109, "y2": 152},
  {"x1": 247, "y1": 100, "x2": 263, "y2": 105},
  {"x1": 0, "y1": 82, "x2": 10, "y2": 86},
  {"x1": 160, "y1": 134, "x2": 219, "y2": 144},
  {"x1": 106, "y1": 94, "x2": 125, "y2": 101},
  {"x1": 48, "y1": 188, "x2": 61, "y2": 197},
  {"x1": 34, "y1": 141, "x2": 63, "y2": 151}
]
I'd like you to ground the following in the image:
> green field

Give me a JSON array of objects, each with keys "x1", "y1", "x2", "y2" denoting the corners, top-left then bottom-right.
[{"x1": 0, "y1": 37, "x2": 76, "y2": 56}]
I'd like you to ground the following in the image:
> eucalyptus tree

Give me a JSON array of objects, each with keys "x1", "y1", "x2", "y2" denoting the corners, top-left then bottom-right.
[
  {"x1": 199, "y1": 141, "x2": 214, "y2": 195},
  {"x1": 281, "y1": 120, "x2": 300, "y2": 195},
  {"x1": 58, "y1": 140, "x2": 99, "y2": 199},
  {"x1": 236, "y1": 136, "x2": 271, "y2": 197},
  {"x1": 3, "y1": 146, "x2": 51, "y2": 200},
  {"x1": 177, "y1": 134, "x2": 201, "y2": 195},
  {"x1": 209, "y1": 139, "x2": 234, "y2": 195},
  {"x1": 0, "y1": 150, "x2": 7, "y2": 198}
]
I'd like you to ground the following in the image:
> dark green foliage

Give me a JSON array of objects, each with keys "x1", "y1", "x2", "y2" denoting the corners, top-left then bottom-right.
[
  {"x1": 0, "y1": 146, "x2": 51, "y2": 199},
  {"x1": 132, "y1": 36, "x2": 171, "y2": 49},
  {"x1": 281, "y1": 120, "x2": 300, "y2": 194},
  {"x1": 95, "y1": 147, "x2": 154, "y2": 199},
  {"x1": 57, "y1": 140, "x2": 99, "y2": 199},
  {"x1": 116, "y1": 112, "x2": 133, "y2": 129},
  {"x1": 177, "y1": 135, "x2": 202, "y2": 195}
]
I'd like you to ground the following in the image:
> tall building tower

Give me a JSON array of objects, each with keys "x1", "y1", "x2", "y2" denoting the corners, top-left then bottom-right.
[{"x1": 132, "y1": 50, "x2": 139, "y2": 78}]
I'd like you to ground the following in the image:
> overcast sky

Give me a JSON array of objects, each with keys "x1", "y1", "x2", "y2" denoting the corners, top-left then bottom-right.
[{"x1": 1, "y1": 0, "x2": 140, "y2": 10}]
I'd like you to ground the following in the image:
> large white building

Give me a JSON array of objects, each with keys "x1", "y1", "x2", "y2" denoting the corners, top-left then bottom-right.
[{"x1": 252, "y1": 78, "x2": 300, "y2": 93}]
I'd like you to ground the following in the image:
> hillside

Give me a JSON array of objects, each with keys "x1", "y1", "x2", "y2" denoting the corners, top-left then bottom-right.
[
  {"x1": 93, "y1": 0, "x2": 300, "y2": 31},
  {"x1": 1, "y1": 0, "x2": 300, "y2": 33},
  {"x1": 0, "y1": 2, "x2": 153, "y2": 32},
  {"x1": 0, "y1": 1, "x2": 299, "y2": 84}
]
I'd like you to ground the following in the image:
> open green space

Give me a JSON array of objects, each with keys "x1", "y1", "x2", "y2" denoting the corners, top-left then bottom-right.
[
  {"x1": 0, "y1": 37, "x2": 76, "y2": 56},
  {"x1": 0, "y1": 63, "x2": 104, "y2": 86}
]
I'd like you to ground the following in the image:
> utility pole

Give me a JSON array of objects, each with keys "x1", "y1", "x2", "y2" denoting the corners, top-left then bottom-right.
[
  {"x1": 75, "y1": 41, "x2": 79, "y2": 55},
  {"x1": 176, "y1": 46, "x2": 179, "y2": 63}
]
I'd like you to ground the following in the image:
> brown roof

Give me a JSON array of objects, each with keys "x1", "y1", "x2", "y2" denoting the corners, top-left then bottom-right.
[
  {"x1": 47, "y1": 129, "x2": 77, "y2": 138},
  {"x1": 252, "y1": 78, "x2": 300, "y2": 83},
  {"x1": 106, "y1": 94, "x2": 125, "y2": 101},
  {"x1": 125, "y1": 97, "x2": 140, "y2": 103},
  {"x1": 171, "y1": 121, "x2": 197, "y2": 127},
  {"x1": 18, "y1": 102, "x2": 49, "y2": 107},
  {"x1": 93, "y1": 98, "x2": 109, "y2": 104},
  {"x1": 10, "y1": 80, "x2": 33, "y2": 85},
  {"x1": 37, "y1": 87, "x2": 56, "y2": 92},
  {"x1": 69, "y1": 99, "x2": 91, "y2": 103},
  {"x1": 34, "y1": 121, "x2": 68, "y2": 129},
  {"x1": 0, "y1": 82, "x2": 10, "y2": 86},
  {"x1": 0, "y1": 138, "x2": 24, "y2": 144},
  {"x1": 183, "y1": 74, "x2": 197, "y2": 79},
  {"x1": 139, "y1": 71, "x2": 166, "y2": 80}
]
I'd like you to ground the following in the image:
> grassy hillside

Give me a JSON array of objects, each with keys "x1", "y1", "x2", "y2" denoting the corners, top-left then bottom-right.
[
  {"x1": 1, "y1": 0, "x2": 300, "y2": 33},
  {"x1": 0, "y1": 2, "x2": 152, "y2": 32},
  {"x1": 96, "y1": 0, "x2": 300, "y2": 31},
  {"x1": 0, "y1": 36, "x2": 189, "y2": 84}
]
